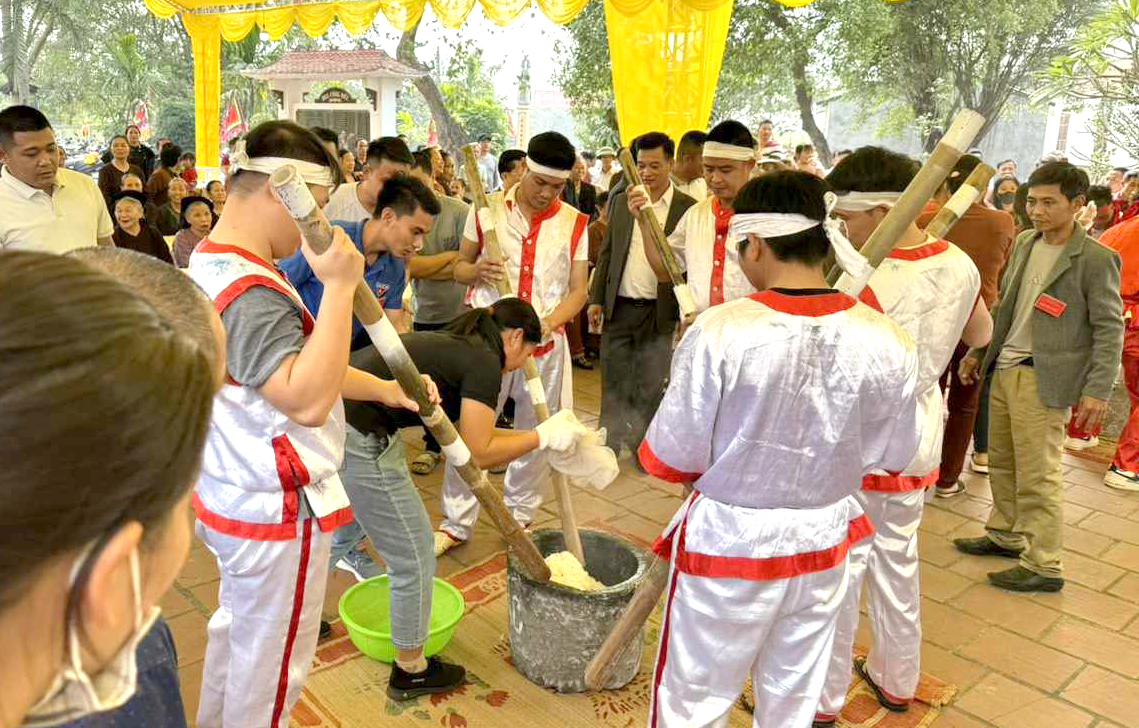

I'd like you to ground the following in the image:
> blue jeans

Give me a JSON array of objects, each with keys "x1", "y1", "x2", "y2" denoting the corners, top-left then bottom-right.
[
  {"x1": 974, "y1": 369, "x2": 994, "y2": 453},
  {"x1": 331, "y1": 426, "x2": 435, "y2": 649}
]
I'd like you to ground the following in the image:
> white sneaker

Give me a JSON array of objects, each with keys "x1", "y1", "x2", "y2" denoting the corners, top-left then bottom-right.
[
  {"x1": 433, "y1": 530, "x2": 464, "y2": 557},
  {"x1": 1104, "y1": 465, "x2": 1139, "y2": 492},
  {"x1": 1064, "y1": 435, "x2": 1100, "y2": 451}
]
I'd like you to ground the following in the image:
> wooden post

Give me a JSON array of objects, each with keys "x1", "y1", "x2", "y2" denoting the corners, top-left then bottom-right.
[
  {"x1": 826, "y1": 109, "x2": 986, "y2": 290},
  {"x1": 616, "y1": 148, "x2": 698, "y2": 322},
  {"x1": 460, "y1": 146, "x2": 587, "y2": 566},
  {"x1": 924, "y1": 162, "x2": 996, "y2": 240},
  {"x1": 269, "y1": 165, "x2": 551, "y2": 583}
]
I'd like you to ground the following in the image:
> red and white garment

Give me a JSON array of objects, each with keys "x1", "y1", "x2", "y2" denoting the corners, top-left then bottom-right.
[
  {"x1": 818, "y1": 237, "x2": 980, "y2": 722},
  {"x1": 188, "y1": 240, "x2": 353, "y2": 539},
  {"x1": 188, "y1": 240, "x2": 352, "y2": 728},
  {"x1": 638, "y1": 289, "x2": 922, "y2": 728},
  {"x1": 845, "y1": 237, "x2": 982, "y2": 492},
  {"x1": 665, "y1": 196, "x2": 757, "y2": 311}
]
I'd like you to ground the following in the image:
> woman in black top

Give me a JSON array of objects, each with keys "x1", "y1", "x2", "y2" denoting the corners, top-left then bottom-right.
[
  {"x1": 98, "y1": 135, "x2": 144, "y2": 213},
  {"x1": 336, "y1": 298, "x2": 583, "y2": 701},
  {"x1": 126, "y1": 124, "x2": 156, "y2": 178}
]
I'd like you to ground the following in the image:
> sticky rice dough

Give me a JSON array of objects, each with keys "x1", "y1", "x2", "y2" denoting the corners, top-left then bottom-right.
[{"x1": 545, "y1": 550, "x2": 605, "y2": 591}]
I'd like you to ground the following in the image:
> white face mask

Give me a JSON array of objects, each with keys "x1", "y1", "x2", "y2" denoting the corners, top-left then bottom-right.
[{"x1": 22, "y1": 548, "x2": 160, "y2": 727}]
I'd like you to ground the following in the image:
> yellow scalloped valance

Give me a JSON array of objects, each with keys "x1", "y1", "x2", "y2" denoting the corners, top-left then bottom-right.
[{"x1": 145, "y1": 0, "x2": 859, "y2": 169}]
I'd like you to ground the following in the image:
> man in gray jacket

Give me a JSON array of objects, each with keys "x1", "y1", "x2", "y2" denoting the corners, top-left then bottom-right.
[{"x1": 956, "y1": 162, "x2": 1123, "y2": 592}]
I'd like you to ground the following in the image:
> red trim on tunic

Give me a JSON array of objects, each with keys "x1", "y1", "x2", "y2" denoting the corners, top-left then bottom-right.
[
  {"x1": 638, "y1": 440, "x2": 703, "y2": 484},
  {"x1": 570, "y1": 210, "x2": 589, "y2": 261},
  {"x1": 270, "y1": 517, "x2": 313, "y2": 727},
  {"x1": 653, "y1": 501, "x2": 875, "y2": 580},
  {"x1": 197, "y1": 238, "x2": 277, "y2": 274},
  {"x1": 709, "y1": 198, "x2": 733, "y2": 306},
  {"x1": 862, "y1": 469, "x2": 939, "y2": 492},
  {"x1": 858, "y1": 285, "x2": 884, "y2": 313},
  {"x1": 273, "y1": 434, "x2": 312, "y2": 490},
  {"x1": 317, "y1": 505, "x2": 355, "y2": 532},
  {"x1": 212, "y1": 274, "x2": 316, "y2": 337},
  {"x1": 533, "y1": 339, "x2": 556, "y2": 358},
  {"x1": 192, "y1": 492, "x2": 298, "y2": 541},
  {"x1": 887, "y1": 238, "x2": 949, "y2": 261},
  {"x1": 515, "y1": 199, "x2": 563, "y2": 302},
  {"x1": 748, "y1": 289, "x2": 858, "y2": 317}
]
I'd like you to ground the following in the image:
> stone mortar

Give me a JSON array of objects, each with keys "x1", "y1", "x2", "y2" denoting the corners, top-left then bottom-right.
[{"x1": 507, "y1": 528, "x2": 649, "y2": 693}]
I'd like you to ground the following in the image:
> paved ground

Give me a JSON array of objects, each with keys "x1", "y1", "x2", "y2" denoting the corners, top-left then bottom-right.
[{"x1": 165, "y1": 367, "x2": 1139, "y2": 727}]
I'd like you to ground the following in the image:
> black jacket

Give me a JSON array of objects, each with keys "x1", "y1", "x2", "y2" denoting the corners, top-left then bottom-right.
[
  {"x1": 591, "y1": 186, "x2": 696, "y2": 334},
  {"x1": 562, "y1": 181, "x2": 598, "y2": 220}
]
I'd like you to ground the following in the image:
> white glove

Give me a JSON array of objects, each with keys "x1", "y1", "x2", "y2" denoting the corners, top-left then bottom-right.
[{"x1": 536, "y1": 409, "x2": 587, "y2": 452}]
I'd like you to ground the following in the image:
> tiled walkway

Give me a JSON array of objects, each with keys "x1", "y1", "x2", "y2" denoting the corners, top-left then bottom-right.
[{"x1": 166, "y1": 367, "x2": 1139, "y2": 727}]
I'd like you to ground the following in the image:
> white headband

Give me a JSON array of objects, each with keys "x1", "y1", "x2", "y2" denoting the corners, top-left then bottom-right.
[
  {"x1": 525, "y1": 156, "x2": 571, "y2": 180},
  {"x1": 703, "y1": 141, "x2": 756, "y2": 162},
  {"x1": 830, "y1": 190, "x2": 902, "y2": 212},
  {"x1": 728, "y1": 191, "x2": 873, "y2": 282},
  {"x1": 229, "y1": 139, "x2": 335, "y2": 187}
]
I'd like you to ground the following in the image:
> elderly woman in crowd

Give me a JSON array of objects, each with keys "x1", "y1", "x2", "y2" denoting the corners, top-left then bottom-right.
[
  {"x1": 113, "y1": 190, "x2": 174, "y2": 265},
  {"x1": 146, "y1": 177, "x2": 189, "y2": 236},
  {"x1": 172, "y1": 195, "x2": 215, "y2": 268}
]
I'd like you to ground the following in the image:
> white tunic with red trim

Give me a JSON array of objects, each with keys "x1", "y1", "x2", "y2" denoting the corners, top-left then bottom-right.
[
  {"x1": 187, "y1": 240, "x2": 353, "y2": 541},
  {"x1": 464, "y1": 186, "x2": 588, "y2": 357},
  {"x1": 842, "y1": 237, "x2": 981, "y2": 492},
  {"x1": 665, "y1": 196, "x2": 757, "y2": 311},
  {"x1": 638, "y1": 290, "x2": 922, "y2": 580}
]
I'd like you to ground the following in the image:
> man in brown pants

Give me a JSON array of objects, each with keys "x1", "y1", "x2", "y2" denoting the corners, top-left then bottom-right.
[
  {"x1": 956, "y1": 162, "x2": 1123, "y2": 592},
  {"x1": 918, "y1": 155, "x2": 1015, "y2": 497}
]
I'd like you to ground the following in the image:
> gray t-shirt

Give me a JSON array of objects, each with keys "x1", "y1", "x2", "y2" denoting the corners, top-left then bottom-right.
[
  {"x1": 414, "y1": 195, "x2": 471, "y2": 325},
  {"x1": 997, "y1": 240, "x2": 1066, "y2": 369},
  {"x1": 221, "y1": 287, "x2": 304, "y2": 387}
]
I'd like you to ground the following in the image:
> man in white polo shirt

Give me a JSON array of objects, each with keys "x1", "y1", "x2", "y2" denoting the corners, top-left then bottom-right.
[{"x1": 0, "y1": 105, "x2": 113, "y2": 253}]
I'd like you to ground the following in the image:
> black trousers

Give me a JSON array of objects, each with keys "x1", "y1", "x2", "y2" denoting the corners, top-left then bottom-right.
[{"x1": 600, "y1": 297, "x2": 673, "y2": 451}]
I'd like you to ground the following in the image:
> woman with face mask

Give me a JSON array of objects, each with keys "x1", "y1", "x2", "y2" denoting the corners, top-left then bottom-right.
[
  {"x1": 991, "y1": 174, "x2": 1020, "y2": 213},
  {"x1": 0, "y1": 250, "x2": 217, "y2": 728}
]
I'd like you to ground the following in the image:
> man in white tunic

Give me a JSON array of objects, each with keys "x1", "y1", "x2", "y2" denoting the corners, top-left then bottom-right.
[
  {"x1": 815, "y1": 146, "x2": 993, "y2": 726},
  {"x1": 439, "y1": 131, "x2": 590, "y2": 554},
  {"x1": 640, "y1": 170, "x2": 923, "y2": 728}
]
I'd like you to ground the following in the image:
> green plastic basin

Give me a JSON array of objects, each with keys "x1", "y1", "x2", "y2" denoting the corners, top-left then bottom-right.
[{"x1": 337, "y1": 575, "x2": 465, "y2": 663}]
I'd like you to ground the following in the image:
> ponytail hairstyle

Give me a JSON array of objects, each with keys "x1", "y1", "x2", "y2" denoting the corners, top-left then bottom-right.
[
  {"x1": 0, "y1": 251, "x2": 215, "y2": 612},
  {"x1": 442, "y1": 297, "x2": 542, "y2": 366},
  {"x1": 228, "y1": 119, "x2": 342, "y2": 196}
]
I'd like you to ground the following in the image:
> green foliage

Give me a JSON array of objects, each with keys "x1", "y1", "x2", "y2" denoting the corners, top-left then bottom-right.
[
  {"x1": 156, "y1": 99, "x2": 195, "y2": 150},
  {"x1": 1039, "y1": 0, "x2": 1139, "y2": 159},
  {"x1": 832, "y1": 0, "x2": 1105, "y2": 142},
  {"x1": 438, "y1": 40, "x2": 508, "y2": 144},
  {"x1": 396, "y1": 80, "x2": 432, "y2": 146}
]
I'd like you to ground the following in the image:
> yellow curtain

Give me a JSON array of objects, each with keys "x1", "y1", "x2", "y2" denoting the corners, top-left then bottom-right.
[
  {"x1": 182, "y1": 13, "x2": 223, "y2": 169},
  {"x1": 605, "y1": 0, "x2": 732, "y2": 145}
]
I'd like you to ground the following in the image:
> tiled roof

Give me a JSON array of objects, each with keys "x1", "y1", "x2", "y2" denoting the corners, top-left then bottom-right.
[{"x1": 243, "y1": 49, "x2": 425, "y2": 80}]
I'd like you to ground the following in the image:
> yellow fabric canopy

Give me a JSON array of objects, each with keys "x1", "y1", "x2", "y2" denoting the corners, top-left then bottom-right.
[{"x1": 143, "y1": 0, "x2": 848, "y2": 167}]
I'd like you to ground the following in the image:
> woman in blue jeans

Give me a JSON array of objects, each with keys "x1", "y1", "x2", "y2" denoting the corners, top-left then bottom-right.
[{"x1": 333, "y1": 298, "x2": 585, "y2": 700}]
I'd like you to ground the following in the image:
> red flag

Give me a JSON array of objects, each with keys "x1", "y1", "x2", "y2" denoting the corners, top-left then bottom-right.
[
  {"x1": 221, "y1": 97, "x2": 247, "y2": 142},
  {"x1": 133, "y1": 100, "x2": 151, "y2": 140}
]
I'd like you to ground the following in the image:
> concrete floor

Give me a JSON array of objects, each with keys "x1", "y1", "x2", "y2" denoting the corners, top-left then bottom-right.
[{"x1": 164, "y1": 366, "x2": 1139, "y2": 727}]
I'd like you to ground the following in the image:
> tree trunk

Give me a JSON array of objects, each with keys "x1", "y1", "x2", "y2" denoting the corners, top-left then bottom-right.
[
  {"x1": 397, "y1": 21, "x2": 469, "y2": 154},
  {"x1": 763, "y1": 5, "x2": 831, "y2": 165},
  {"x1": 790, "y1": 52, "x2": 831, "y2": 166}
]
